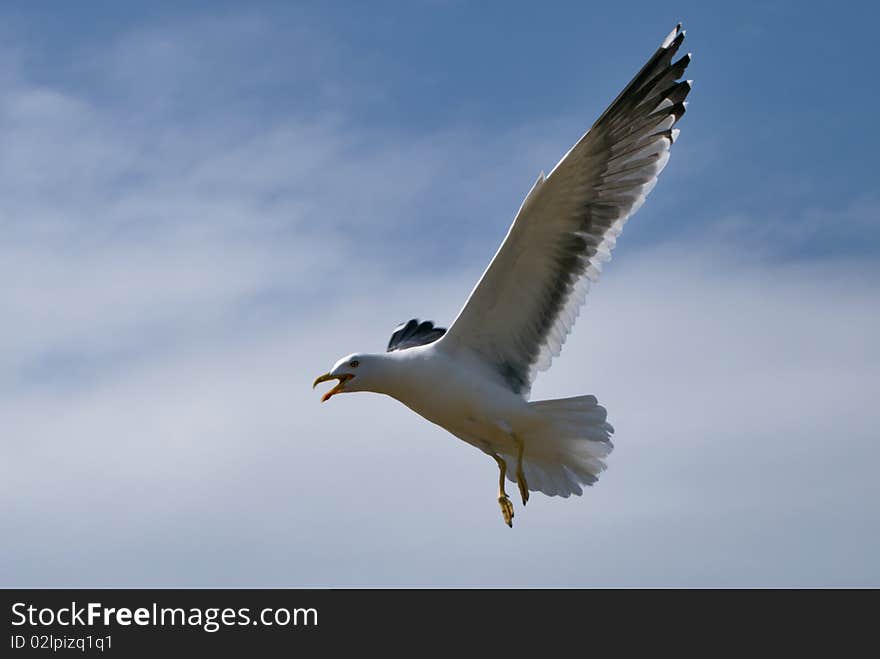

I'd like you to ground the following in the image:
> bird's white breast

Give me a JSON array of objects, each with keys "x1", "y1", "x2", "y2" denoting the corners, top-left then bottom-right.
[{"x1": 381, "y1": 344, "x2": 529, "y2": 453}]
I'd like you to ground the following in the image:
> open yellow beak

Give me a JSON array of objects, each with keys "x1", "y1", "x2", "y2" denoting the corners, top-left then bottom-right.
[{"x1": 312, "y1": 372, "x2": 354, "y2": 402}]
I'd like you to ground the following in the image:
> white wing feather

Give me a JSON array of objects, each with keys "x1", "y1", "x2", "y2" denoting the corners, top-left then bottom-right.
[{"x1": 441, "y1": 25, "x2": 692, "y2": 397}]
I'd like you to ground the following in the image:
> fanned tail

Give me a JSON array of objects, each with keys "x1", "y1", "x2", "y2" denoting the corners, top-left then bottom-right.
[{"x1": 505, "y1": 395, "x2": 614, "y2": 498}]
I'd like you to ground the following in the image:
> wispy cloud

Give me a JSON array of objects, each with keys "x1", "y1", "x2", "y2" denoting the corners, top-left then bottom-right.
[{"x1": 4, "y1": 237, "x2": 877, "y2": 586}]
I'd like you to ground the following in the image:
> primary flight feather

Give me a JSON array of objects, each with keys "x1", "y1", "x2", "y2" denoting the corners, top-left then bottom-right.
[{"x1": 314, "y1": 24, "x2": 692, "y2": 526}]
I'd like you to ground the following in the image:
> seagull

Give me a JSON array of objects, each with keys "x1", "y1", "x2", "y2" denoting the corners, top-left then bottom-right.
[{"x1": 314, "y1": 24, "x2": 692, "y2": 526}]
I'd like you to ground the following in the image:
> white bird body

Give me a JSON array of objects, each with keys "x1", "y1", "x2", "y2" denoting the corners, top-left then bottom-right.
[
  {"x1": 375, "y1": 342, "x2": 530, "y2": 458},
  {"x1": 321, "y1": 340, "x2": 616, "y2": 499},
  {"x1": 314, "y1": 24, "x2": 692, "y2": 524}
]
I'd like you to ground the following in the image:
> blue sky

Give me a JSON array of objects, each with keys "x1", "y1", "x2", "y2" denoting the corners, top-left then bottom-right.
[{"x1": 1, "y1": 1, "x2": 878, "y2": 586}]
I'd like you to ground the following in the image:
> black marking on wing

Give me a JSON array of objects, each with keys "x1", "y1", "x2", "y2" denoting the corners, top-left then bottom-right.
[
  {"x1": 497, "y1": 360, "x2": 529, "y2": 395},
  {"x1": 497, "y1": 28, "x2": 692, "y2": 394},
  {"x1": 387, "y1": 319, "x2": 447, "y2": 352}
]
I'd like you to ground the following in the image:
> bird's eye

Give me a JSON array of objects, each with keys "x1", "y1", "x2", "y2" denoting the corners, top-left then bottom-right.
[{"x1": 349, "y1": 360, "x2": 360, "y2": 368}]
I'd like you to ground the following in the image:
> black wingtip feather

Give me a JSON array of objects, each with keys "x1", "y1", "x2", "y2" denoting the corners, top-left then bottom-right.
[
  {"x1": 669, "y1": 101, "x2": 687, "y2": 121},
  {"x1": 666, "y1": 80, "x2": 692, "y2": 105},
  {"x1": 387, "y1": 318, "x2": 447, "y2": 352},
  {"x1": 669, "y1": 52, "x2": 691, "y2": 77},
  {"x1": 667, "y1": 31, "x2": 686, "y2": 55}
]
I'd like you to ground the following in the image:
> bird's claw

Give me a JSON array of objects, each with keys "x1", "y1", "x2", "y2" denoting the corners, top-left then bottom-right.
[
  {"x1": 498, "y1": 494, "x2": 514, "y2": 527},
  {"x1": 517, "y1": 475, "x2": 529, "y2": 506}
]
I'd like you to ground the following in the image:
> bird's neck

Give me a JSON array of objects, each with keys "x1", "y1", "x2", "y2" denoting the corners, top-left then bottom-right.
[{"x1": 368, "y1": 350, "x2": 420, "y2": 400}]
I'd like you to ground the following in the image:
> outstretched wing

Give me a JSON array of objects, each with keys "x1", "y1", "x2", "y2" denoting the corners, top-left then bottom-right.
[
  {"x1": 442, "y1": 24, "x2": 692, "y2": 396},
  {"x1": 387, "y1": 319, "x2": 447, "y2": 352}
]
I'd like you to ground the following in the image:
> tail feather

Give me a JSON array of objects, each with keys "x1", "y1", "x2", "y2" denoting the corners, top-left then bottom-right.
[{"x1": 505, "y1": 394, "x2": 614, "y2": 498}]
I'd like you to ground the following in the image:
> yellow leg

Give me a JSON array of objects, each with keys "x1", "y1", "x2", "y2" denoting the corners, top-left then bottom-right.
[
  {"x1": 513, "y1": 434, "x2": 529, "y2": 506},
  {"x1": 491, "y1": 453, "x2": 514, "y2": 527}
]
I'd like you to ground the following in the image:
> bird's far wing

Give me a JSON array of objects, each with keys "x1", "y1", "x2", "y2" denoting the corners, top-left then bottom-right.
[
  {"x1": 441, "y1": 24, "x2": 692, "y2": 397},
  {"x1": 387, "y1": 319, "x2": 447, "y2": 352}
]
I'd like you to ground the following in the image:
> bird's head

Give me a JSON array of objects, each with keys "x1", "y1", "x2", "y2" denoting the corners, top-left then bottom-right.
[{"x1": 312, "y1": 353, "x2": 384, "y2": 402}]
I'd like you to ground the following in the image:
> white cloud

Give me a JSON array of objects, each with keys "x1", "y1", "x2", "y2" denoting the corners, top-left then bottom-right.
[{"x1": 4, "y1": 240, "x2": 878, "y2": 586}]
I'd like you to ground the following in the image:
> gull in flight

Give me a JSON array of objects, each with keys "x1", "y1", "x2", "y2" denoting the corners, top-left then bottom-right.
[{"x1": 314, "y1": 24, "x2": 692, "y2": 526}]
